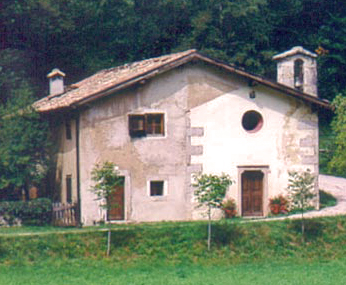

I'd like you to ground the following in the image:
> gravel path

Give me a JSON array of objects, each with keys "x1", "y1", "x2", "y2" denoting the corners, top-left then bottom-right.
[
  {"x1": 293, "y1": 174, "x2": 346, "y2": 218},
  {"x1": 262, "y1": 174, "x2": 346, "y2": 221},
  {"x1": 314, "y1": 174, "x2": 346, "y2": 216}
]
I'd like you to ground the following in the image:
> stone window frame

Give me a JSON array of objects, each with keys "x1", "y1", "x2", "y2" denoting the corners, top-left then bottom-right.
[
  {"x1": 237, "y1": 165, "x2": 270, "y2": 217},
  {"x1": 147, "y1": 179, "x2": 168, "y2": 199}
]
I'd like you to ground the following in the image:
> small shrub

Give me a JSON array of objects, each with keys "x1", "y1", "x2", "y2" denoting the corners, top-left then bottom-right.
[
  {"x1": 192, "y1": 172, "x2": 233, "y2": 250},
  {"x1": 90, "y1": 161, "x2": 123, "y2": 256},
  {"x1": 22, "y1": 198, "x2": 52, "y2": 225},
  {"x1": 287, "y1": 169, "x2": 316, "y2": 213},
  {"x1": 319, "y1": 190, "x2": 337, "y2": 209},
  {"x1": 269, "y1": 195, "x2": 288, "y2": 215},
  {"x1": 0, "y1": 201, "x2": 22, "y2": 226},
  {"x1": 287, "y1": 169, "x2": 316, "y2": 242},
  {"x1": 0, "y1": 198, "x2": 52, "y2": 226},
  {"x1": 221, "y1": 198, "x2": 237, "y2": 218}
]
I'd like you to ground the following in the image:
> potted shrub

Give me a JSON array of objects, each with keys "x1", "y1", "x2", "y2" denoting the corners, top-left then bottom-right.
[
  {"x1": 222, "y1": 198, "x2": 237, "y2": 218},
  {"x1": 269, "y1": 195, "x2": 288, "y2": 215}
]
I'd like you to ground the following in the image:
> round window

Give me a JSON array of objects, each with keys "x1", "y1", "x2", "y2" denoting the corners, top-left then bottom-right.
[{"x1": 242, "y1": 110, "x2": 263, "y2": 133}]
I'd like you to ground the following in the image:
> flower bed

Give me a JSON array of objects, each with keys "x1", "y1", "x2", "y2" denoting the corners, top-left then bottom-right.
[
  {"x1": 269, "y1": 195, "x2": 288, "y2": 215},
  {"x1": 222, "y1": 198, "x2": 237, "y2": 218}
]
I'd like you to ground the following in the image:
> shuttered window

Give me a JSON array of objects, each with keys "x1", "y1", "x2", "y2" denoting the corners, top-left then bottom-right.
[
  {"x1": 146, "y1": 114, "x2": 164, "y2": 135},
  {"x1": 129, "y1": 115, "x2": 146, "y2": 137},
  {"x1": 129, "y1": 113, "x2": 164, "y2": 138}
]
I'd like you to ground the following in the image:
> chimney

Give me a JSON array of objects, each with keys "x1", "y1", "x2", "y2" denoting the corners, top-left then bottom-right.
[
  {"x1": 273, "y1": 46, "x2": 318, "y2": 96},
  {"x1": 47, "y1": 68, "x2": 65, "y2": 96}
]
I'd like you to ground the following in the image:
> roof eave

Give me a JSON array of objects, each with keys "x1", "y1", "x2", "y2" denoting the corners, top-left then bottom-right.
[{"x1": 37, "y1": 50, "x2": 332, "y2": 112}]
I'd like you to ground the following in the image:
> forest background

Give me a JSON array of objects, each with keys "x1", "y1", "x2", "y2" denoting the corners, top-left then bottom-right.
[
  {"x1": 0, "y1": 0, "x2": 345, "y2": 195},
  {"x1": 1, "y1": 0, "x2": 346, "y2": 102}
]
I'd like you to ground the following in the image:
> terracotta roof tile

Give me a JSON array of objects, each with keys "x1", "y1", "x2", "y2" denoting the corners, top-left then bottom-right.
[{"x1": 34, "y1": 49, "x2": 197, "y2": 112}]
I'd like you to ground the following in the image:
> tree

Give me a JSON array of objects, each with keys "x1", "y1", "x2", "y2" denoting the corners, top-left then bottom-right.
[
  {"x1": 327, "y1": 94, "x2": 346, "y2": 176},
  {"x1": 287, "y1": 169, "x2": 316, "y2": 242},
  {"x1": 317, "y1": 14, "x2": 346, "y2": 100},
  {"x1": 0, "y1": 88, "x2": 51, "y2": 200},
  {"x1": 0, "y1": 49, "x2": 44, "y2": 104},
  {"x1": 2, "y1": 0, "x2": 346, "y2": 104},
  {"x1": 90, "y1": 161, "x2": 123, "y2": 256},
  {"x1": 193, "y1": 172, "x2": 233, "y2": 250}
]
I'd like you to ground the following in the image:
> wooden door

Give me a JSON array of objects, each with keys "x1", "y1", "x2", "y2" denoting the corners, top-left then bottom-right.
[
  {"x1": 242, "y1": 171, "x2": 264, "y2": 216},
  {"x1": 107, "y1": 178, "x2": 125, "y2": 221}
]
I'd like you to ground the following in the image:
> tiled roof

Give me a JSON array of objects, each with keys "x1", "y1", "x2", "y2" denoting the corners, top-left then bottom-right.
[
  {"x1": 34, "y1": 50, "x2": 198, "y2": 112},
  {"x1": 34, "y1": 49, "x2": 331, "y2": 113}
]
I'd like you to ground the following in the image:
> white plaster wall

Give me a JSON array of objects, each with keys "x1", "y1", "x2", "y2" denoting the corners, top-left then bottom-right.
[{"x1": 189, "y1": 78, "x2": 318, "y2": 219}]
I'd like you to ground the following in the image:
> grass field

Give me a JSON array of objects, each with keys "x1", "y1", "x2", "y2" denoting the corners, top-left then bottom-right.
[
  {"x1": 1, "y1": 258, "x2": 346, "y2": 285},
  {"x1": 0, "y1": 216, "x2": 345, "y2": 284}
]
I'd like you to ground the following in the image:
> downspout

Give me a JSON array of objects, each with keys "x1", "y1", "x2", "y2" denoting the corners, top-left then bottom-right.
[{"x1": 75, "y1": 113, "x2": 82, "y2": 226}]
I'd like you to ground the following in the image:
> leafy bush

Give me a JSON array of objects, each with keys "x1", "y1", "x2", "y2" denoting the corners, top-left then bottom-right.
[
  {"x1": 90, "y1": 161, "x2": 123, "y2": 256},
  {"x1": 319, "y1": 190, "x2": 337, "y2": 209},
  {"x1": 0, "y1": 198, "x2": 52, "y2": 226},
  {"x1": 287, "y1": 169, "x2": 316, "y2": 213},
  {"x1": 192, "y1": 172, "x2": 233, "y2": 250},
  {"x1": 328, "y1": 94, "x2": 346, "y2": 176},
  {"x1": 287, "y1": 169, "x2": 316, "y2": 242},
  {"x1": 22, "y1": 198, "x2": 52, "y2": 225},
  {"x1": 221, "y1": 198, "x2": 237, "y2": 218}
]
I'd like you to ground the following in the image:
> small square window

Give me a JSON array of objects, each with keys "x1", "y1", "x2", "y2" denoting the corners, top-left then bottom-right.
[{"x1": 150, "y1": 181, "x2": 164, "y2": 196}]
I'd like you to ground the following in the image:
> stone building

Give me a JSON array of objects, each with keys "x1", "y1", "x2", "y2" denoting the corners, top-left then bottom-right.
[{"x1": 35, "y1": 47, "x2": 331, "y2": 225}]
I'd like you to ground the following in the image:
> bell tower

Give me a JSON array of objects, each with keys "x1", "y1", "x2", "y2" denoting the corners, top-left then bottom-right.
[{"x1": 273, "y1": 46, "x2": 318, "y2": 96}]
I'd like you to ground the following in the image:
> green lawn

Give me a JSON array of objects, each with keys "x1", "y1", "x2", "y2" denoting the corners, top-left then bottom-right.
[
  {"x1": 0, "y1": 216, "x2": 345, "y2": 284},
  {"x1": 1, "y1": 259, "x2": 346, "y2": 285}
]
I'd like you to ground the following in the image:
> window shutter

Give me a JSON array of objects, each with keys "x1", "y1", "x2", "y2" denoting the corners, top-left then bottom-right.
[{"x1": 129, "y1": 115, "x2": 146, "y2": 137}]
